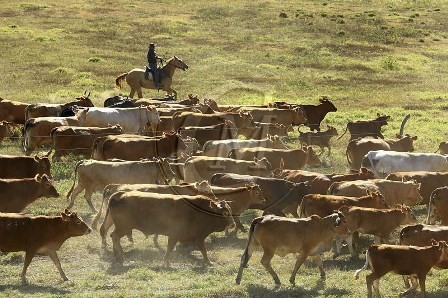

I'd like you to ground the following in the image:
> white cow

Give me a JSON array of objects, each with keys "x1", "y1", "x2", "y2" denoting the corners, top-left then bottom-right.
[
  {"x1": 76, "y1": 106, "x2": 160, "y2": 133},
  {"x1": 361, "y1": 150, "x2": 448, "y2": 178}
]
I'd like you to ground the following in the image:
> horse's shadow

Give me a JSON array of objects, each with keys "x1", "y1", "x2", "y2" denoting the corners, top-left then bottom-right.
[{"x1": 0, "y1": 283, "x2": 71, "y2": 295}]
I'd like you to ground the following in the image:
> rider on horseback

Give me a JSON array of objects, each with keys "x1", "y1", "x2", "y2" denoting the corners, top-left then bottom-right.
[{"x1": 146, "y1": 43, "x2": 164, "y2": 88}]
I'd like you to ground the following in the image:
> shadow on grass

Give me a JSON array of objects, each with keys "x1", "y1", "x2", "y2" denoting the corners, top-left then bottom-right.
[{"x1": 0, "y1": 284, "x2": 71, "y2": 295}]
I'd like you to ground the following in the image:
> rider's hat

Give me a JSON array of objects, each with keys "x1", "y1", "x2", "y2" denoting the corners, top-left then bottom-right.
[{"x1": 149, "y1": 43, "x2": 156, "y2": 48}]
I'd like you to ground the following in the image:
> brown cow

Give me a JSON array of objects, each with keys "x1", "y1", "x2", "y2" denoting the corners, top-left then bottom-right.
[
  {"x1": 298, "y1": 125, "x2": 338, "y2": 154},
  {"x1": 386, "y1": 171, "x2": 448, "y2": 205},
  {"x1": 0, "y1": 121, "x2": 14, "y2": 143},
  {"x1": 100, "y1": 191, "x2": 235, "y2": 265},
  {"x1": 238, "y1": 122, "x2": 292, "y2": 139},
  {"x1": 183, "y1": 156, "x2": 273, "y2": 183},
  {"x1": 211, "y1": 173, "x2": 311, "y2": 217},
  {"x1": 25, "y1": 91, "x2": 94, "y2": 120},
  {"x1": 328, "y1": 179, "x2": 422, "y2": 207},
  {"x1": 66, "y1": 159, "x2": 175, "y2": 211},
  {"x1": 0, "y1": 97, "x2": 28, "y2": 124},
  {"x1": 0, "y1": 155, "x2": 51, "y2": 179},
  {"x1": 172, "y1": 111, "x2": 254, "y2": 130},
  {"x1": 346, "y1": 135, "x2": 417, "y2": 170},
  {"x1": 47, "y1": 125, "x2": 123, "y2": 160},
  {"x1": 354, "y1": 240, "x2": 448, "y2": 297},
  {"x1": 337, "y1": 113, "x2": 390, "y2": 141},
  {"x1": 229, "y1": 145, "x2": 320, "y2": 170},
  {"x1": 93, "y1": 132, "x2": 187, "y2": 161},
  {"x1": 426, "y1": 187, "x2": 448, "y2": 225},
  {"x1": 0, "y1": 209, "x2": 91, "y2": 284},
  {"x1": 238, "y1": 107, "x2": 307, "y2": 127},
  {"x1": 300, "y1": 191, "x2": 388, "y2": 218},
  {"x1": 179, "y1": 120, "x2": 238, "y2": 146},
  {"x1": 298, "y1": 97, "x2": 338, "y2": 131},
  {"x1": 235, "y1": 212, "x2": 348, "y2": 285},
  {"x1": 0, "y1": 174, "x2": 59, "y2": 212},
  {"x1": 338, "y1": 205, "x2": 417, "y2": 257},
  {"x1": 22, "y1": 116, "x2": 81, "y2": 155}
]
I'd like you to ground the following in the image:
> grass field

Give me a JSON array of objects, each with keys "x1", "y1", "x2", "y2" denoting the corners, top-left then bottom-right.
[{"x1": 1, "y1": 0, "x2": 448, "y2": 297}]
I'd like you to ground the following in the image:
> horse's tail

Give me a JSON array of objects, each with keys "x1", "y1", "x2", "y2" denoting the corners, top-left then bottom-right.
[{"x1": 115, "y1": 73, "x2": 128, "y2": 89}]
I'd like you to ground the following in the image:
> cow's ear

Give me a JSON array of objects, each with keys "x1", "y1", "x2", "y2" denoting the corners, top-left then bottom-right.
[
  {"x1": 431, "y1": 239, "x2": 438, "y2": 246},
  {"x1": 34, "y1": 174, "x2": 41, "y2": 181},
  {"x1": 412, "y1": 135, "x2": 418, "y2": 140}
]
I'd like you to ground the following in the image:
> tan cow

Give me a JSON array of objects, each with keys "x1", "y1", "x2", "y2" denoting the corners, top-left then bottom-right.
[
  {"x1": 354, "y1": 241, "x2": 448, "y2": 297},
  {"x1": 426, "y1": 187, "x2": 448, "y2": 225},
  {"x1": 92, "y1": 132, "x2": 187, "y2": 161},
  {"x1": 435, "y1": 141, "x2": 448, "y2": 155},
  {"x1": 338, "y1": 205, "x2": 417, "y2": 257},
  {"x1": 203, "y1": 135, "x2": 287, "y2": 157},
  {"x1": 183, "y1": 156, "x2": 273, "y2": 183},
  {"x1": 238, "y1": 107, "x2": 307, "y2": 127},
  {"x1": 235, "y1": 212, "x2": 348, "y2": 285},
  {"x1": 328, "y1": 179, "x2": 422, "y2": 207},
  {"x1": 100, "y1": 191, "x2": 235, "y2": 265},
  {"x1": 346, "y1": 135, "x2": 417, "y2": 171},
  {"x1": 229, "y1": 145, "x2": 320, "y2": 170},
  {"x1": 66, "y1": 159, "x2": 175, "y2": 211},
  {"x1": 238, "y1": 122, "x2": 292, "y2": 139},
  {"x1": 22, "y1": 116, "x2": 81, "y2": 155},
  {"x1": 0, "y1": 155, "x2": 52, "y2": 179},
  {"x1": 0, "y1": 97, "x2": 28, "y2": 124},
  {"x1": 0, "y1": 174, "x2": 59, "y2": 212},
  {"x1": 48, "y1": 125, "x2": 123, "y2": 160},
  {"x1": 0, "y1": 209, "x2": 91, "y2": 284}
]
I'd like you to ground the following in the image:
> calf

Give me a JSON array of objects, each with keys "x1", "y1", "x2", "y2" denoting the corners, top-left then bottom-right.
[
  {"x1": 238, "y1": 122, "x2": 292, "y2": 139},
  {"x1": 172, "y1": 111, "x2": 254, "y2": 130},
  {"x1": 0, "y1": 209, "x2": 91, "y2": 284},
  {"x1": 66, "y1": 159, "x2": 175, "y2": 211},
  {"x1": 338, "y1": 113, "x2": 390, "y2": 141},
  {"x1": 0, "y1": 155, "x2": 51, "y2": 179},
  {"x1": 235, "y1": 212, "x2": 348, "y2": 285},
  {"x1": 338, "y1": 205, "x2": 417, "y2": 257},
  {"x1": 0, "y1": 174, "x2": 59, "y2": 212},
  {"x1": 298, "y1": 97, "x2": 338, "y2": 131},
  {"x1": 298, "y1": 125, "x2": 338, "y2": 154},
  {"x1": 100, "y1": 191, "x2": 235, "y2": 265},
  {"x1": 346, "y1": 135, "x2": 417, "y2": 171},
  {"x1": 203, "y1": 135, "x2": 287, "y2": 157},
  {"x1": 427, "y1": 187, "x2": 448, "y2": 225},
  {"x1": 354, "y1": 241, "x2": 448, "y2": 297}
]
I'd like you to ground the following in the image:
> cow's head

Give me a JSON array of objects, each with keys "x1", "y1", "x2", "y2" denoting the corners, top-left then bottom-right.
[
  {"x1": 326, "y1": 125, "x2": 339, "y2": 138},
  {"x1": 61, "y1": 209, "x2": 91, "y2": 236},
  {"x1": 431, "y1": 240, "x2": 448, "y2": 262},
  {"x1": 267, "y1": 134, "x2": 288, "y2": 149},
  {"x1": 245, "y1": 182, "x2": 266, "y2": 206},
  {"x1": 331, "y1": 211, "x2": 350, "y2": 236},
  {"x1": 319, "y1": 96, "x2": 337, "y2": 112},
  {"x1": 34, "y1": 156, "x2": 52, "y2": 178},
  {"x1": 359, "y1": 167, "x2": 375, "y2": 179},
  {"x1": 402, "y1": 179, "x2": 423, "y2": 206},
  {"x1": 396, "y1": 204, "x2": 418, "y2": 224},
  {"x1": 156, "y1": 158, "x2": 175, "y2": 184},
  {"x1": 375, "y1": 113, "x2": 391, "y2": 125},
  {"x1": 391, "y1": 134, "x2": 417, "y2": 152},
  {"x1": 237, "y1": 111, "x2": 255, "y2": 128},
  {"x1": 303, "y1": 144, "x2": 321, "y2": 166},
  {"x1": 146, "y1": 106, "x2": 161, "y2": 132},
  {"x1": 36, "y1": 174, "x2": 59, "y2": 198},
  {"x1": 366, "y1": 190, "x2": 389, "y2": 209},
  {"x1": 251, "y1": 157, "x2": 273, "y2": 176},
  {"x1": 195, "y1": 180, "x2": 214, "y2": 195},
  {"x1": 209, "y1": 200, "x2": 235, "y2": 230}
]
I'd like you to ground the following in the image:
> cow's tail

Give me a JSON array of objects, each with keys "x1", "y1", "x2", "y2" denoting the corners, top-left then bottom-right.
[
  {"x1": 228, "y1": 149, "x2": 237, "y2": 159},
  {"x1": 21, "y1": 119, "x2": 35, "y2": 152},
  {"x1": 426, "y1": 191, "x2": 436, "y2": 224},
  {"x1": 45, "y1": 127, "x2": 58, "y2": 158},
  {"x1": 337, "y1": 124, "x2": 348, "y2": 140},
  {"x1": 434, "y1": 146, "x2": 440, "y2": 154},
  {"x1": 346, "y1": 140, "x2": 354, "y2": 167},
  {"x1": 66, "y1": 160, "x2": 84, "y2": 203},
  {"x1": 115, "y1": 73, "x2": 128, "y2": 89},
  {"x1": 299, "y1": 195, "x2": 308, "y2": 218},
  {"x1": 327, "y1": 182, "x2": 339, "y2": 195},
  {"x1": 92, "y1": 184, "x2": 115, "y2": 230},
  {"x1": 236, "y1": 216, "x2": 263, "y2": 285},
  {"x1": 354, "y1": 249, "x2": 370, "y2": 279}
]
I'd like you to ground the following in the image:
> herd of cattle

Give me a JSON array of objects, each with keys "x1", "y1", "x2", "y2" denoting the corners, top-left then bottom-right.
[{"x1": 2, "y1": 92, "x2": 448, "y2": 296}]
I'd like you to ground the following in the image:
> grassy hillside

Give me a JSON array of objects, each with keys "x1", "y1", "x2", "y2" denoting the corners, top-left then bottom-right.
[{"x1": 1, "y1": 0, "x2": 448, "y2": 297}]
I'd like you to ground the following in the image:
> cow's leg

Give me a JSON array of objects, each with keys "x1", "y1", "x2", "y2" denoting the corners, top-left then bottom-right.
[
  {"x1": 345, "y1": 235, "x2": 356, "y2": 257},
  {"x1": 129, "y1": 88, "x2": 135, "y2": 98},
  {"x1": 164, "y1": 237, "x2": 178, "y2": 267},
  {"x1": 110, "y1": 230, "x2": 124, "y2": 263},
  {"x1": 197, "y1": 239, "x2": 213, "y2": 266},
  {"x1": 84, "y1": 188, "x2": 96, "y2": 212},
  {"x1": 309, "y1": 255, "x2": 325, "y2": 278},
  {"x1": 400, "y1": 275, "x2": 418, "y2": 297},
  {"x1": 417, "y1": 274, "x2": 427, "y2": 298},
  {"x1": 333, "y1": 237, "x2": 343, "y2": 258},
  {"x1": 166, "y1": 87, "x2": 177, "y2": 100},
  {"x1": 21, "y1": 251, "x2": 35, "y2": 284},
  {"x1": 260, "y1": 249, "x2": 280, "y2": 285},
  {"x1": 153, "y1": 234, "x2": 160, "y2": 248},
  {"x1": 99, "y1": 213, "x2": 114, "y2": 248},
  {"x1": 233, "y1": 216, "x2": 245, "y2": 233},
  {"x1": 366, "y1": 272, "x2": 382, "y2": 298},
  {"x1": 47, "y1": 251, "x2": 68, "y2": 281},
  {"x1": 289, "y1": 252, "x2": 308, "y2": 284},
  {"x1": 137, "y1": 88, "x2": 143, "y2": 99},
  {"x1": 67, "y1": 183, "x2": 84, "y2": 209}
]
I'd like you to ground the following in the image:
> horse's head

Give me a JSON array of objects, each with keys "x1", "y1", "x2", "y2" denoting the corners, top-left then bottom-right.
[{"x1": 168, "y1": 56, "x2": 189, "y2": 71}]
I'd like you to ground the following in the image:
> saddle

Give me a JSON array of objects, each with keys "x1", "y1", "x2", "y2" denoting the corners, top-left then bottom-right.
[{"x1": 144, "y1": 66, "x2": 163, "y2": 81}]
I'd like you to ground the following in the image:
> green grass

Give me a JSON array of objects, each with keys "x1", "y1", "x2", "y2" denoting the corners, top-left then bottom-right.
[{"x1": 1, "y1": 0, "x2": 448, "y2": 296}]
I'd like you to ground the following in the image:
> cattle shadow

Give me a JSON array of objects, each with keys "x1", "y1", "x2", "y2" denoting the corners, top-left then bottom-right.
[
  {"x1": 0, "y1": 284, "x2": 71, "y2": 295},
  {"x1": 430, "y1": 289, "x2": 448, "y2": 297},
  {"x1": 245, "y1": 279, "x2": 350, "y2": 297}
]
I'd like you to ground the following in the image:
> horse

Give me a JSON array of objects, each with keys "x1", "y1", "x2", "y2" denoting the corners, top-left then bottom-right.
[{"x1": 115, "y1": 56, "x2": 188, "y2": 100}]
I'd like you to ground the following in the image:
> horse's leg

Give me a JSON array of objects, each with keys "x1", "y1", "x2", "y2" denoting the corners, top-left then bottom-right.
[
  {"x1": 167, "y1": 88, "x2": 177, "y2": 100},
  {"x1": 129, "y1": 88, "x2": 135, "y2": 98}
]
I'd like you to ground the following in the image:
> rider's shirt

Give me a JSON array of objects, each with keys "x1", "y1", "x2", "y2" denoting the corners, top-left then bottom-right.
[{"x1": 147, "y1": 49, "x2": 158, "y2": 64}]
